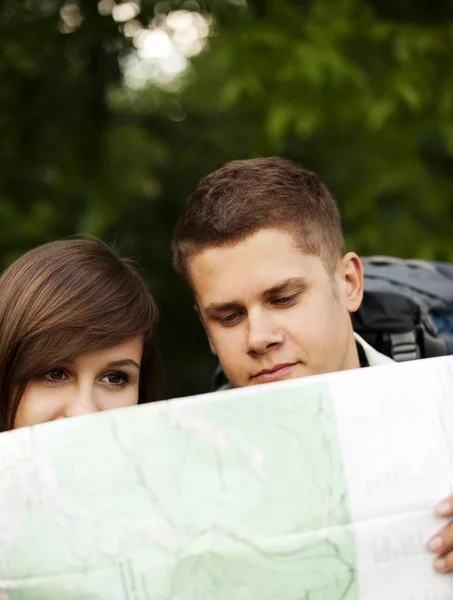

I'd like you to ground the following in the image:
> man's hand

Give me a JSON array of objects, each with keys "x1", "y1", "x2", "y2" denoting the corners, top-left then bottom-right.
[{"x1": 427, "y1": 495, "x2": 453, "y2": 573}]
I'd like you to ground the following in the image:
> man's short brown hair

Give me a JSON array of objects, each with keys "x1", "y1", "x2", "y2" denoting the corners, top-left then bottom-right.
[{"x1": 172, "y1": 157, "x2": 345, "y2": 283}]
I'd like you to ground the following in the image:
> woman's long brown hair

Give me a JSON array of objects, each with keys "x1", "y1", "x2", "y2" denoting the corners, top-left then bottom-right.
[{"x1": 0, "y1": 239, "x2": 161, "y2": 431}]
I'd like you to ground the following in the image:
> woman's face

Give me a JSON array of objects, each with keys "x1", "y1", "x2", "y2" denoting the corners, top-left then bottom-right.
[{"x1": 14, "y1": 336, "x2": 144, "y2": 428}]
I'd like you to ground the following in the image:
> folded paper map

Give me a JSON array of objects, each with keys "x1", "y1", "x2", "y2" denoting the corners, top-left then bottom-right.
[{"x1": 1, "y1": 357, "x2": 453, "y2": 599}]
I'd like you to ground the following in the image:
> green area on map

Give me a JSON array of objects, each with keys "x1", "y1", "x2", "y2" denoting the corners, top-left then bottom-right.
[{"x1": 0, "y1": 381, "x2": 357, "y2": 599}]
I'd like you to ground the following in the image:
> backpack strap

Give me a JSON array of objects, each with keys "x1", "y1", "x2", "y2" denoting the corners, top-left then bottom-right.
[
  {"x1": 389, "y1": 331, "x2": 419, "y2": 361},
  {"x1": 389, "y1": 323, "x2": 446, "y2": 362}
]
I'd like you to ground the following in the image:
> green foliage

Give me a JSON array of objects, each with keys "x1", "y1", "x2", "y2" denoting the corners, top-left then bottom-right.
[{"x1": 1, "y1": 0, "x2": 453, "y2": 396}]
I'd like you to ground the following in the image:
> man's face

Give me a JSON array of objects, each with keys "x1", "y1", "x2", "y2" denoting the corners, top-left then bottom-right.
[{"x1": 189, "y1": 228, "x2": 363, "y2": 388}]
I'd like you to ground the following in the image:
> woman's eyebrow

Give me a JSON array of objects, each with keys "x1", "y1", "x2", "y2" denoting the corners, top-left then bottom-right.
[{"x1": 105, "y1": 359, "x2": 141, "y2": 370}]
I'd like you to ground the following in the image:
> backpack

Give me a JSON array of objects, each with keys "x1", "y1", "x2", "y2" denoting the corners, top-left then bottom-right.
[
  {"x1": 353, "y1": 256, "x2": 453, "y2": 361},
  {"x1": 211, "y1": 256, "x2": 453, "y2": 391}
]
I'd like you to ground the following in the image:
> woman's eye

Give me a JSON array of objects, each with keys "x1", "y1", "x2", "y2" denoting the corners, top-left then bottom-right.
[
  {"x1": 102, "y1": 372, "x2": 129, "y2": 386},
  {"x1": 43, "y1": 368, "x2": 67, "y2": 382}
]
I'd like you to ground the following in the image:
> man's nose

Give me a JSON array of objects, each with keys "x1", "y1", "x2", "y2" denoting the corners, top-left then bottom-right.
[
  {"x1": 64, "y1": 386, "x2": 99, "y2": 418},
  {"x1": 246, "y1": 310, "x2": 284, "y2": 355}
]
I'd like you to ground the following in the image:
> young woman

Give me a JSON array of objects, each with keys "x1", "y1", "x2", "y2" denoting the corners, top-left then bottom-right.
[{"x1": 0, "y1": 238, "x2": 161, "y2": 432}]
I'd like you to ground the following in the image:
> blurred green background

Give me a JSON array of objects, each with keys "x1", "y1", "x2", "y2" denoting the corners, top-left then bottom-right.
[{"x1": 1, "y1": 0, "x2": 453, "y2": 398}]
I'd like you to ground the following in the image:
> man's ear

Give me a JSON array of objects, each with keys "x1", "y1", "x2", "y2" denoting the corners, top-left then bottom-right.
[
  {"x1": 341, "y1": 252, "x2": 364, "y2": 314},
  {"x1": 194, "y1": 304, "x2": 217, "y2": 356}
]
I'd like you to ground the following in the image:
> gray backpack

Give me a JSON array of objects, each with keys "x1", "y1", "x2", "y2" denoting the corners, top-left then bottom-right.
[{"x1": 352, "y1": 256, "x2": 453, "y2": 361}]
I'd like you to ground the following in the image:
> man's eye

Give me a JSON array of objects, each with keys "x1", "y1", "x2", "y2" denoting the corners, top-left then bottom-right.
[
  {"x1": 42, "y1": 368, "x2": 67, "y2": 383},
  {"x1": 272, "y1": 294, "x2": 297, "y2": 306},
  {"x1": 102, "y1": 372, "x2": 129, "y2": 386},
  {"x1": 219, "y1": 313, "x2": 241, "y2": 326}
]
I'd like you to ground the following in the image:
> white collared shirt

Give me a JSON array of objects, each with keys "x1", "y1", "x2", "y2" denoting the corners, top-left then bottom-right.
[{"x1": 354, "y1": 332, "x2": 395, "y2": 367}]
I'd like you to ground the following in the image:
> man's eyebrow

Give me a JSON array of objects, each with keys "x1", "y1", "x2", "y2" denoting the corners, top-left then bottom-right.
[
  {"x1": 105, "y1": 359, "x2": 141, "y2": 370},
  {"x1": 204, "y1": 301, "x2": 241, "y2": 317},
  {"x1": 263, "y1": 277, "x2": 309, "y2": 297},
  {"x1": 204, "y1": 278, "x2": 309, "y2": 316}
]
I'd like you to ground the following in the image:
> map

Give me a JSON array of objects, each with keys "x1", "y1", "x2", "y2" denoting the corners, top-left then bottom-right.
[{"x1": 1, "y1": 357, "x2": 453, "y2": 598}]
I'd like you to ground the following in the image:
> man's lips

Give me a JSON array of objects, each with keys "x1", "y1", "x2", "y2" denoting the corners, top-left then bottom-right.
[{"x1": 251, "y1": 363, "x2": 298, "y2": 383}]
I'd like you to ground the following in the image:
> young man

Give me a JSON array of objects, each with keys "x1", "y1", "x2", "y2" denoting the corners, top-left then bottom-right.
[{"x1": 172, "y1": 156, "x2": 453, "y2": 573}]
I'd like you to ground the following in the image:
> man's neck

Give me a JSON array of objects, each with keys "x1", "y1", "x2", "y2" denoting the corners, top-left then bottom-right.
[{"x1": 342, "y1": 329, "x2": 361, "y2": 371}]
